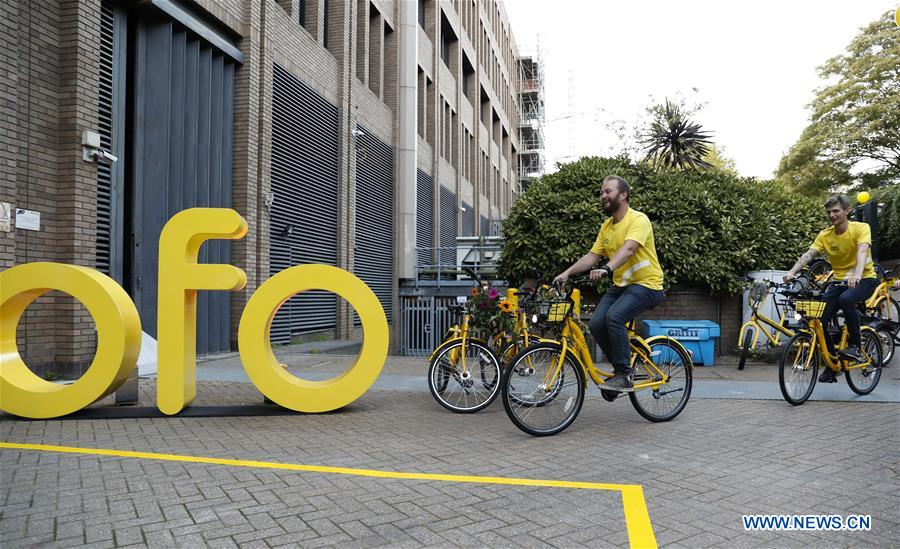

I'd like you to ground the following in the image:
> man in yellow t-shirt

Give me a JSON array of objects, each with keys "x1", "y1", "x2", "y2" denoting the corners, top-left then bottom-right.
[
  {"x1": 784, "y1": 194, "x2": 878, "y2": 382},
  {"x1": 554, "y1": 175, "x2": 665, "y2": 392}
]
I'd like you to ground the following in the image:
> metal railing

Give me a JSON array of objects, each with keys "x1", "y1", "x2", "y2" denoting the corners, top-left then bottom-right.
[{"x1": 414, "y1": 241, "x2": 504, "y2": 288}]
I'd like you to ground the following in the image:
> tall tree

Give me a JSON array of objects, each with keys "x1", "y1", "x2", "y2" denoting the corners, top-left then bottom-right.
[
  {"x1": 641, "y1": 99, "x2": 714, "y2": 170},
  {"x1": 777, "y1": 10, "x2": 900, "y2": 194}
]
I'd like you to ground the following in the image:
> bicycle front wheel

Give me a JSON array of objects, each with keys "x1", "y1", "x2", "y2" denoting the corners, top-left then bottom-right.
[
  {"x1": 428, "y1": 340, "x2": 501, "y2": 413},
  {"x1": 779, "y1": 332, "x2": 818, "y2": 405},
  {"x1": 629, "y1": 338, "x2": 693, "y2": 422},
  {"x1": 846, "y1": 329, "x2": 883, "y2": 395},
  {"x1": 737, "y1": 326, "x2": 754, "y2": 371},
  {"x1": 502, "y1": 343, "x2": 585, "y2": 436}
]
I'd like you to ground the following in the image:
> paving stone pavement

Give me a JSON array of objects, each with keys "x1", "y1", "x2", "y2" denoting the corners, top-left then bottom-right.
[{"x1": 2, "y1": 368, "x2": 899, "y2": 547}]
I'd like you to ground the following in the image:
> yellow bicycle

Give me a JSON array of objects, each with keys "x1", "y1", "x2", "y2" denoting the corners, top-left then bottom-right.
[
  {"x1": 779, "y1": 281, "x2": 884, "y2": 405},
  {"x1": 427, "y1": 270, "x2": 539, "y2": 413},
  {"x1": 864, "y1": 264, "x2": 900, "y2": 336},
  {"x1": 737, "y1": 278, "x2": 797, "y2": 370},
  {"x1": 501, "y1": 277, "x2": 694, "y2": 436}
]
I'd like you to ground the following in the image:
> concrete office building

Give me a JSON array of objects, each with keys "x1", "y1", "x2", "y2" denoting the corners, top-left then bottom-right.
[{"x1": 3, "y1": 0, "x2": 525, "y2": 369}]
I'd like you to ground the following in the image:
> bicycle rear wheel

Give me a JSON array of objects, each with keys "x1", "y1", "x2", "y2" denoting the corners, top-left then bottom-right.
[
  {"x1": 846, "y1": 329, "x2": 883, "y2": 395},
  {"x1": 779, "y1": 332, "x2": 818, "y2": 405},
  {"x1": 873, "y1": 297, "x2": 900, "y2": 336},
  {"x1": 428, "y1": 340, "x2": 501, "y2": 413},
  {"x1": 629, "y1": 338, "x2": 693, "y2": 422},
  {"x1": 874, "y1": 324, "x2": 895, "y2": 365},
  {"x1": 502, "y1": 343, "x2": 585, "y2": 436},
  {"x1": 499, "y1": 336, "x2": 529, "y2": 368}
]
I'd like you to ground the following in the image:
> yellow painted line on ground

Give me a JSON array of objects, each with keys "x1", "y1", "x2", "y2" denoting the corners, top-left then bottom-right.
[{"x1": 0, "y1": 441, "x2": 657, "y2": 548}]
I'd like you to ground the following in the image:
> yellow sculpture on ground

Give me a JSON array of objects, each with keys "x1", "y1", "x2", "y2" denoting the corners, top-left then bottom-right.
[
  {"x1": 0, "y1": 263, "x2": 141, "y2": 418},
  {"x1": 0, "y1": 208, "x2": 389, "y2": 419},
  {"x1": 157, "y1": 208, "x2": 248, "y2": 415},
  {"x1": 239, "y1": 264, "x2": 388, "y2": 413}
]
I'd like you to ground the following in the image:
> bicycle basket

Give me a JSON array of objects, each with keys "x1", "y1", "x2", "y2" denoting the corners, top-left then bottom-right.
[
  {"x1": 748, "y1": 282, "x2": 768, "y2": 308},
  {"x1": 535, "y1": 300, "x2": 573, "y2": 324},
  {"x1": 793, "y1": 300, "x2": 826, "y2": 319}
]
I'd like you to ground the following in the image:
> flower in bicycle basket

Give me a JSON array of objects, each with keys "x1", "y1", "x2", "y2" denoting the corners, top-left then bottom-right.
[
  {"x1": 498, "y1": 299, "x2": 514, "y2": 313},
  {"x1": 470, "y1": 287, "x2": 478, "y2": 297},
  {"x1": 487, "y1": 287, "x2": 500, "y2": 300}
]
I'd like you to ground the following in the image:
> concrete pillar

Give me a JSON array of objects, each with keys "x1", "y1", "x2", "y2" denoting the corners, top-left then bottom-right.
[{"x1": 397, "y1": 0, "x2": 417, "y2": 280}]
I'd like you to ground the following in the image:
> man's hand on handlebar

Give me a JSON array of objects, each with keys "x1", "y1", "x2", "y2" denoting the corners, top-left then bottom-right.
[
  {"x1": 552, "y1": 272, "x2": 569, "y2": 286},
  {"x1": 589, "y1": 268, "x2": 608, "y2": 281},
  {"x1": 783, "y1": 272, "x2": 797, "y2": 284}
]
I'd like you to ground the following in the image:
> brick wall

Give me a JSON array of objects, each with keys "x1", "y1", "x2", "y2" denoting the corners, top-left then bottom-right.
[
  {"x1": 4, "y1": 0, "x2": 103, "y2": 370},
  {"x1": 638, "y1": 290, "x2": 743, "y2": 356},
  {"x1": 580, "y1": 287, "x2": 743, "y2": 357},
  {"x1": 5, "y1": 0, "x2": 530, "y2": 366}
]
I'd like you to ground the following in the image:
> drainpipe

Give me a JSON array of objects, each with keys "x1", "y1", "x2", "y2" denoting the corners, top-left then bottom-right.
[{"x1": 398, "y1": 0, "x2": 417, "y2": 280}]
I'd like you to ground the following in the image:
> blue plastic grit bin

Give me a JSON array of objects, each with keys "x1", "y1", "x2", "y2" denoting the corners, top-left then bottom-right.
[{"x1": 643, "y1": 320, "x2": 721, "y2": 366}]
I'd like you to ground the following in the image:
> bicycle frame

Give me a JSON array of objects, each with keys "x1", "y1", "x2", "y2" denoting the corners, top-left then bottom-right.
[
  {"x1": 864, "y1": 279, "x2": 887, "y2": 308},
  {"x1": 538, "y1": 289, "x2": 690, "y2": 392},
  {"x1": 791, "y1": 319, "x2": 878, "y2": 373},
  {"x1": 739, "y1": 310, "x2": 794, "y2": 349}
]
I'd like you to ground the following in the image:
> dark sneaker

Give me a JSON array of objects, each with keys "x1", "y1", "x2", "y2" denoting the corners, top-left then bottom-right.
[
  {"x1": 838, "y1": 345, "x2": 866, "y2": 364},
  {"x1": 818, "y1": 368, "x2": 839, "y2": 383},
  {"x1": 605, "y1": 374, "x2": 634, "y2": 392}
]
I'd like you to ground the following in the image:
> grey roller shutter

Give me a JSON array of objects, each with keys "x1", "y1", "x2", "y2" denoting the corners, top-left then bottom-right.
[
  {"x1": 416, "y1": 169, "x2": 434, "y2": 267},
  {"x1": 480, "y1": 215, "x2": 488, "y2": 237},
  {"x1": 96, "y1": 1, "x2": 125, "y2": 281},
  {"x1": 270, "y1": 64, "x2": 340, "y2": 342},
  {"x1": 131, "y1": 16, "x2": 235, "y2": 355},
  {"x1": 461, "y1": 201, "x2": 474, "y2": 237},
  {"x1": 439, "y1": 186, "x2": 456, "y2": 269},
  {"x1": 354, "y1": 124, "x2": 393, "y2": 322}
]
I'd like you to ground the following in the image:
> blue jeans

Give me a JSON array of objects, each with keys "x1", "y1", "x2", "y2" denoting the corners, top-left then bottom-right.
[
  {"x1": 820, "y1": 277, "x2": 878, "y2": 353},
  {"x1": 589, "y1": 284, "x2": 664, "y2": 373}
]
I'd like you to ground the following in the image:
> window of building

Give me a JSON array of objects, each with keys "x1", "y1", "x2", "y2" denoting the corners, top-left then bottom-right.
[
  {"x1": 368, "y1": 3, "x2": 383, "y2": 97},
  {"x1": 426, "y1": 76, "x2": 435, "y2": 146},
  {"x1": 418, "y1": 0, "x2": 426, "y2": 29},
  {"x1": 323, "y1": 0, "x2": 330, "y2": 50},
  {"x1": 383, "y1": 22, "x2": 396, "y2": 109},
  {"x1": 417, "y1": 68, "x2": 425, "y2": 138},
  {"x1": 461, "y1": 54, "x2": 475, "y2": 106},
  {"x1": 440, "y1": 12, "x2": 457, "y2": 71}
]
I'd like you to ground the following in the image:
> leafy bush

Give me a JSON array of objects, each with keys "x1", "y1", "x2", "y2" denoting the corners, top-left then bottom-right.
[{"x1": 500, "y1": 156, "x2": 824, "y2": 295}]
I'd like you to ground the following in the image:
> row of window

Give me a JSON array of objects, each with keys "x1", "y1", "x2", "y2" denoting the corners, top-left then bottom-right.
[{"x1": 421, "y1": 1, "x2": 517, "y2": 138}]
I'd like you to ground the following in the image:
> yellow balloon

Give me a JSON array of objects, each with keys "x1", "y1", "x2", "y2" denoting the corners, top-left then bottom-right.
[
  {"x1": 238, "y1": 264, "x2": 388, "y2": 413},
  {"x1": 857, "y1": 191, "x2": 871, "y2": 205},
  {"x1": 0, "y1": 263, "x2": 141, "y2": 418}
]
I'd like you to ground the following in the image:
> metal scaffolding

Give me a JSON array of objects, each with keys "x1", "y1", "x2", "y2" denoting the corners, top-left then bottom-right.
[{"x1": 517, "y1": 46, "x2": 545, "y2": 192}]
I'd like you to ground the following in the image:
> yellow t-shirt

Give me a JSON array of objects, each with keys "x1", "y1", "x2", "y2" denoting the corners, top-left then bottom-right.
[
  {"x1": 590, "y1": 208, "x2": 664, "y2": 290},
  {"x1": 810, "y1": 221, "x2": 876, "y2": 280}
]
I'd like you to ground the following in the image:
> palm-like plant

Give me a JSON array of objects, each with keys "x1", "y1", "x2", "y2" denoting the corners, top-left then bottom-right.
[{"x1": 641, "y1": 99, "x2": 714, "y2": 170}]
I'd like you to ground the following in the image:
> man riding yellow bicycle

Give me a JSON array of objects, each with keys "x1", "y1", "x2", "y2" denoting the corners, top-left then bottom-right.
[
  {"x1": 553, "y1": 175, "x2": 665, "y2": 392},
  {"x1": 783, "y1": 194, "x2": 878, "y2": 383}
]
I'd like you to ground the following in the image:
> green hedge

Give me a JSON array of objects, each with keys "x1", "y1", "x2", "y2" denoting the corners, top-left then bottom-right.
[{"x1": 499, "y1": 156, "x2": 824, "y2": 295}]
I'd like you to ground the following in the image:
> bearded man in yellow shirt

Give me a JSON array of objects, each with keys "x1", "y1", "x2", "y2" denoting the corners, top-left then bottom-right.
[
  {"x1": 784, "y1": 194, "x2": 878, "y2": 382},
  {"x1": 554, "y1": 175, "x2": 665, "y2": 392}
]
